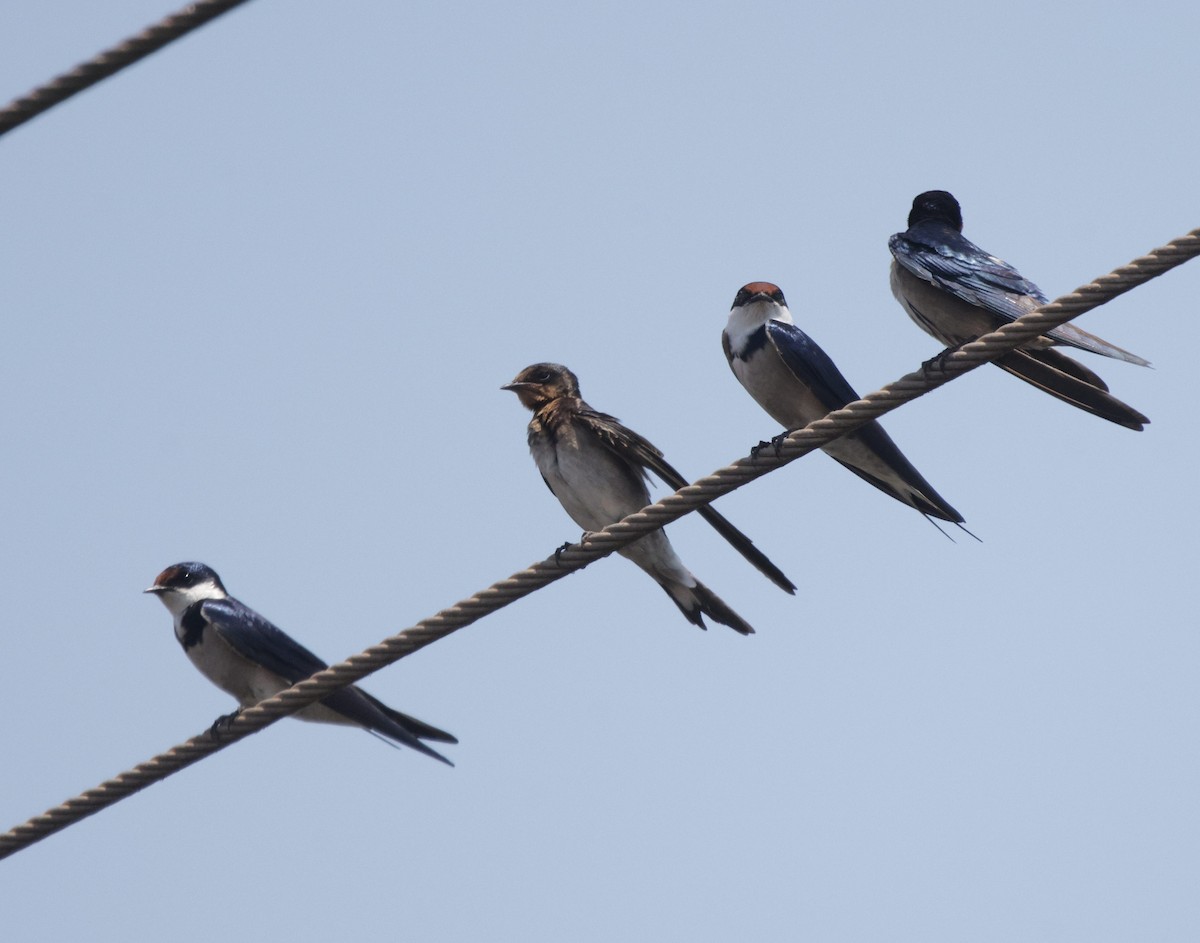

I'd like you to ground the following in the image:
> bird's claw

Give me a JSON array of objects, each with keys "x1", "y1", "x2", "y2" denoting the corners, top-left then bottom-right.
[
  {"x1": 750, "y1": 439, "x2": 773, "y2": 461},
  {"x1": 923, "y1": 340, "x2": 973, "y2": 376},
  {"x1": 751, "y1": 433, "x2": 790, "y2": 460},
  {"x1": 209, "y1": 709, "x2": 242, "y2": 740},
  {"x1": 554, "y1": 533, "x2": 593, "y2": 565}
]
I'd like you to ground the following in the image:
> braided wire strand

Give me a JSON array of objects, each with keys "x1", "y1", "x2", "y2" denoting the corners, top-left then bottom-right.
[
  {"x1": 0, "y1": 0, "x2": 254, "y2": 137},
  {"x1": 2, "y1": 228, "x2": 1194, "y2": 861}
]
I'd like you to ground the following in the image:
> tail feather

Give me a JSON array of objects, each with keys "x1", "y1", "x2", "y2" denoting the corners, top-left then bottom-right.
[
  {"x1": 996, "y1": 349, "x2": 1148, "y2": 431},
  {"x1": 832, "y1": 454, "x2": 964, "y2": 523},
  {"x1": 658, "y1": 577, "x2": 755, "y2": 636},
  {"x1": 1028, "y1": 346, "x2": 1110, "y2": 390},
  {"x1": 694, "y1": 504, "x2": 796, "y2": 594},
  {"x1": 363, "y1": 692, "x2": 459, "y2": 744},
  {"x1": 827, "y1": 423, "x2": 964, "y2": 524},
  {"x1": 365, "y1": 726, "x2": 455, "y2": 766},
  {"x1": 348, "y1": 690, "x2": 457, "y2": 766}
]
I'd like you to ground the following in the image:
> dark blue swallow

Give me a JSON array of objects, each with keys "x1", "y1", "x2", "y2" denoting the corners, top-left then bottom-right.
[
  {"x1": 724, "y1": 282, "x2": 965, "y2": 526},
  {"x1": 146, "y1": 562, "x2": 456, "y2": 764},
  {"x1": 889, "y1": 190, "x2": 1149, "y2": 430}
]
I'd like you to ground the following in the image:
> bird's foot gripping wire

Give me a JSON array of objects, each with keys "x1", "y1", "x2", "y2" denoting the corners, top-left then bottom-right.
[
  {"x1": 750, "y1": 432, "x2": 790, "y2": 461},
  {"x1": 208, "y1": 708, "x2": 242, "y2": 741},
  {"x1": 922, "y1": 341, "x2": 972, "y2": 376},
  {"x1": 748, "y1": 429, "x2": 787, "y2": 458},
  {"x1": 554, "y1": 532, "x2": 596, "y2": 566}
]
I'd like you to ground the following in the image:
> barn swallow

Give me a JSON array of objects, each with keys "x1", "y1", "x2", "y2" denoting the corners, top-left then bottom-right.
[
  {"x1": 504, "y1": 363, "x2": 795, "y2": 635},
  {"x1": 889, "y1": 189, "x2": 1149, "y2": 430},
  {"x1": 723, "y1": 282, "x2": 965, "y2": 525},
  {"x1": 145, "y1": 562, "x2": 456, "y2": 764}
]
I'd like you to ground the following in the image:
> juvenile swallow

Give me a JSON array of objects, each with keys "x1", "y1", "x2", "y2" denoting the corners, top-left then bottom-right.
[
  {"x1": 723, "y1": 282, "x2": 964, "y2": 525},
  {"x1": 146, "y1": 562, "x2": 456, "y2": 764},
  {"x1": 889, "y1": 189, "x2": 1150, "y2": 431},
  {"x1": 504, "y1": 363, "x2": 795, "y2": 635}
]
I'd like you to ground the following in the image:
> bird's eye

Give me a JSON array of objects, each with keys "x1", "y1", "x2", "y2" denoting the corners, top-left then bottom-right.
[{"x1": 532, "y1": 371, "x2": 551, "y2": 383}]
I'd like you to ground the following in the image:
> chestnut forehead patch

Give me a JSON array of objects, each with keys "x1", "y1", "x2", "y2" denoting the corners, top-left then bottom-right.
[
  {"x1": 155, "y1": 564, "x2": 187, "y2": 586},
  {"x1": 735, "y1": 282, "x2": 785, "y2": 307}
]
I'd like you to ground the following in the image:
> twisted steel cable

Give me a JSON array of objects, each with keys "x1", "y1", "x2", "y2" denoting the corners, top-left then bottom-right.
[
  {"x1": 0, "y1": 0, "x2": 254, "y2": 138},
  {"x1": 2, "y1": 227, "x2": 1194, "y2": 861}
]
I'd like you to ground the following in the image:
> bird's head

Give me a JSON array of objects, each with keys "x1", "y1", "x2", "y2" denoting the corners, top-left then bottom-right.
[
  {"x1": 502, "y1": 363, "x2": 581, "y2": 411},
  {"x1": 145, "y1": 561, "x2": 227, "y2": 615},
  {"x1": 907, "y1": 190, "x2": 963, "y2": 231},
  {"x1": 727, "y1": 281, "x2": 792, "y2": 335}
]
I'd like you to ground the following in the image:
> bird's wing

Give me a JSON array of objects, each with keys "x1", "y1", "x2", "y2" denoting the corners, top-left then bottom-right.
[
  {"x1": 891, "y1": 226, "x2": 1149, "y2": 365},
  {"x1": 200, "y1": 598, "x2": 328, "y2": 683},
  {"x1": 202, "y1": 600, "x2": 455, "y2": 762},
  {"x1": 889, "y1": 226, "x2": 1047, "y2": 322},
  {"x1": 574, "y1": 406, "x2": 669, "y2": 483},
  {"x1": 574, "y1": 406, "x2": 796, "y2": 593},
  {"x1": 766, "y1": 319, "x2": 963, "y2": 523},
  {"x1": 764, "y1": 318, "x2": 862, "y2": 412},
  {"x1": 1046, "y1": 322, "x2": 1151, "y2": 366}
]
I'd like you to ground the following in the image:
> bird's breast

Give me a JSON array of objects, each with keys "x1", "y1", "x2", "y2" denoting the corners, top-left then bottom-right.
[
  {"x1": 183, "y1": 629, "x2": 289, "y2": 708},
  {"x1": 531, "y1": 426, "x2": 648, "y2": 532},
  {"x1": 889, "y1": 261, "x2": 998, "y2": 346},
  {"x1": 731, "y1": 344, "x2": 827, "y2": 430}
]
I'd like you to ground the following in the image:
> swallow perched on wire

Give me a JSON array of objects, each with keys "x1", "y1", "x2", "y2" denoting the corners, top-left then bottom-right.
[
  {"x1": 504, "y1": 363, "x2": 795, "y2": 635},
  {"x1": 889, "y1": 190, "x2": 1150, "y2": 431},
  {"x1": 146, "y1": 562, "x2": 456, "y2": 764},
  {"x1": 723, "y1": 282, "x2": 965, "y2": 527}
]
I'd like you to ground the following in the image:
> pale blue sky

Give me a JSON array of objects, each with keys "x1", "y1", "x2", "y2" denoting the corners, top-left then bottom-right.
[{"x1": 2, "y1": 2, "x2": 1198, "y2": 940}]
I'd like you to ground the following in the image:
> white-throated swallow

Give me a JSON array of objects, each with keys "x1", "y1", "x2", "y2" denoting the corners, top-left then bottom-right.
[
  {"x1": 146, "y1": 562, "x2": 456, "y2": 764},
  {"x1": 889, "y1": 189, "x2": 1149, "y2": 431},
  {"x1": 723, "y1": 282, "x2": 965, "y2": 525},
  {"x1": 504, "y1": 363, "x2": 796, "y2": 635}
]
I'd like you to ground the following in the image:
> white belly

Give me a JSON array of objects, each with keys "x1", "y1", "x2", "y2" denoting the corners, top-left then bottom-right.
[{"x1": 731, "y1": 346, "x2": 835, "y2": 431}]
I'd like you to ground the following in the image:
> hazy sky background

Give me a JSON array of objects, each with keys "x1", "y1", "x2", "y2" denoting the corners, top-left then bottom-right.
[{"x1": 2, "y1": 2, "x2": 1198, "y2": 940}]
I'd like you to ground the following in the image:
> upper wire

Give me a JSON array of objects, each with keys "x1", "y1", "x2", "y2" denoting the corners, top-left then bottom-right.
[{"x1": 0, "y1": 0, "x2": 255, "y2": 138}]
